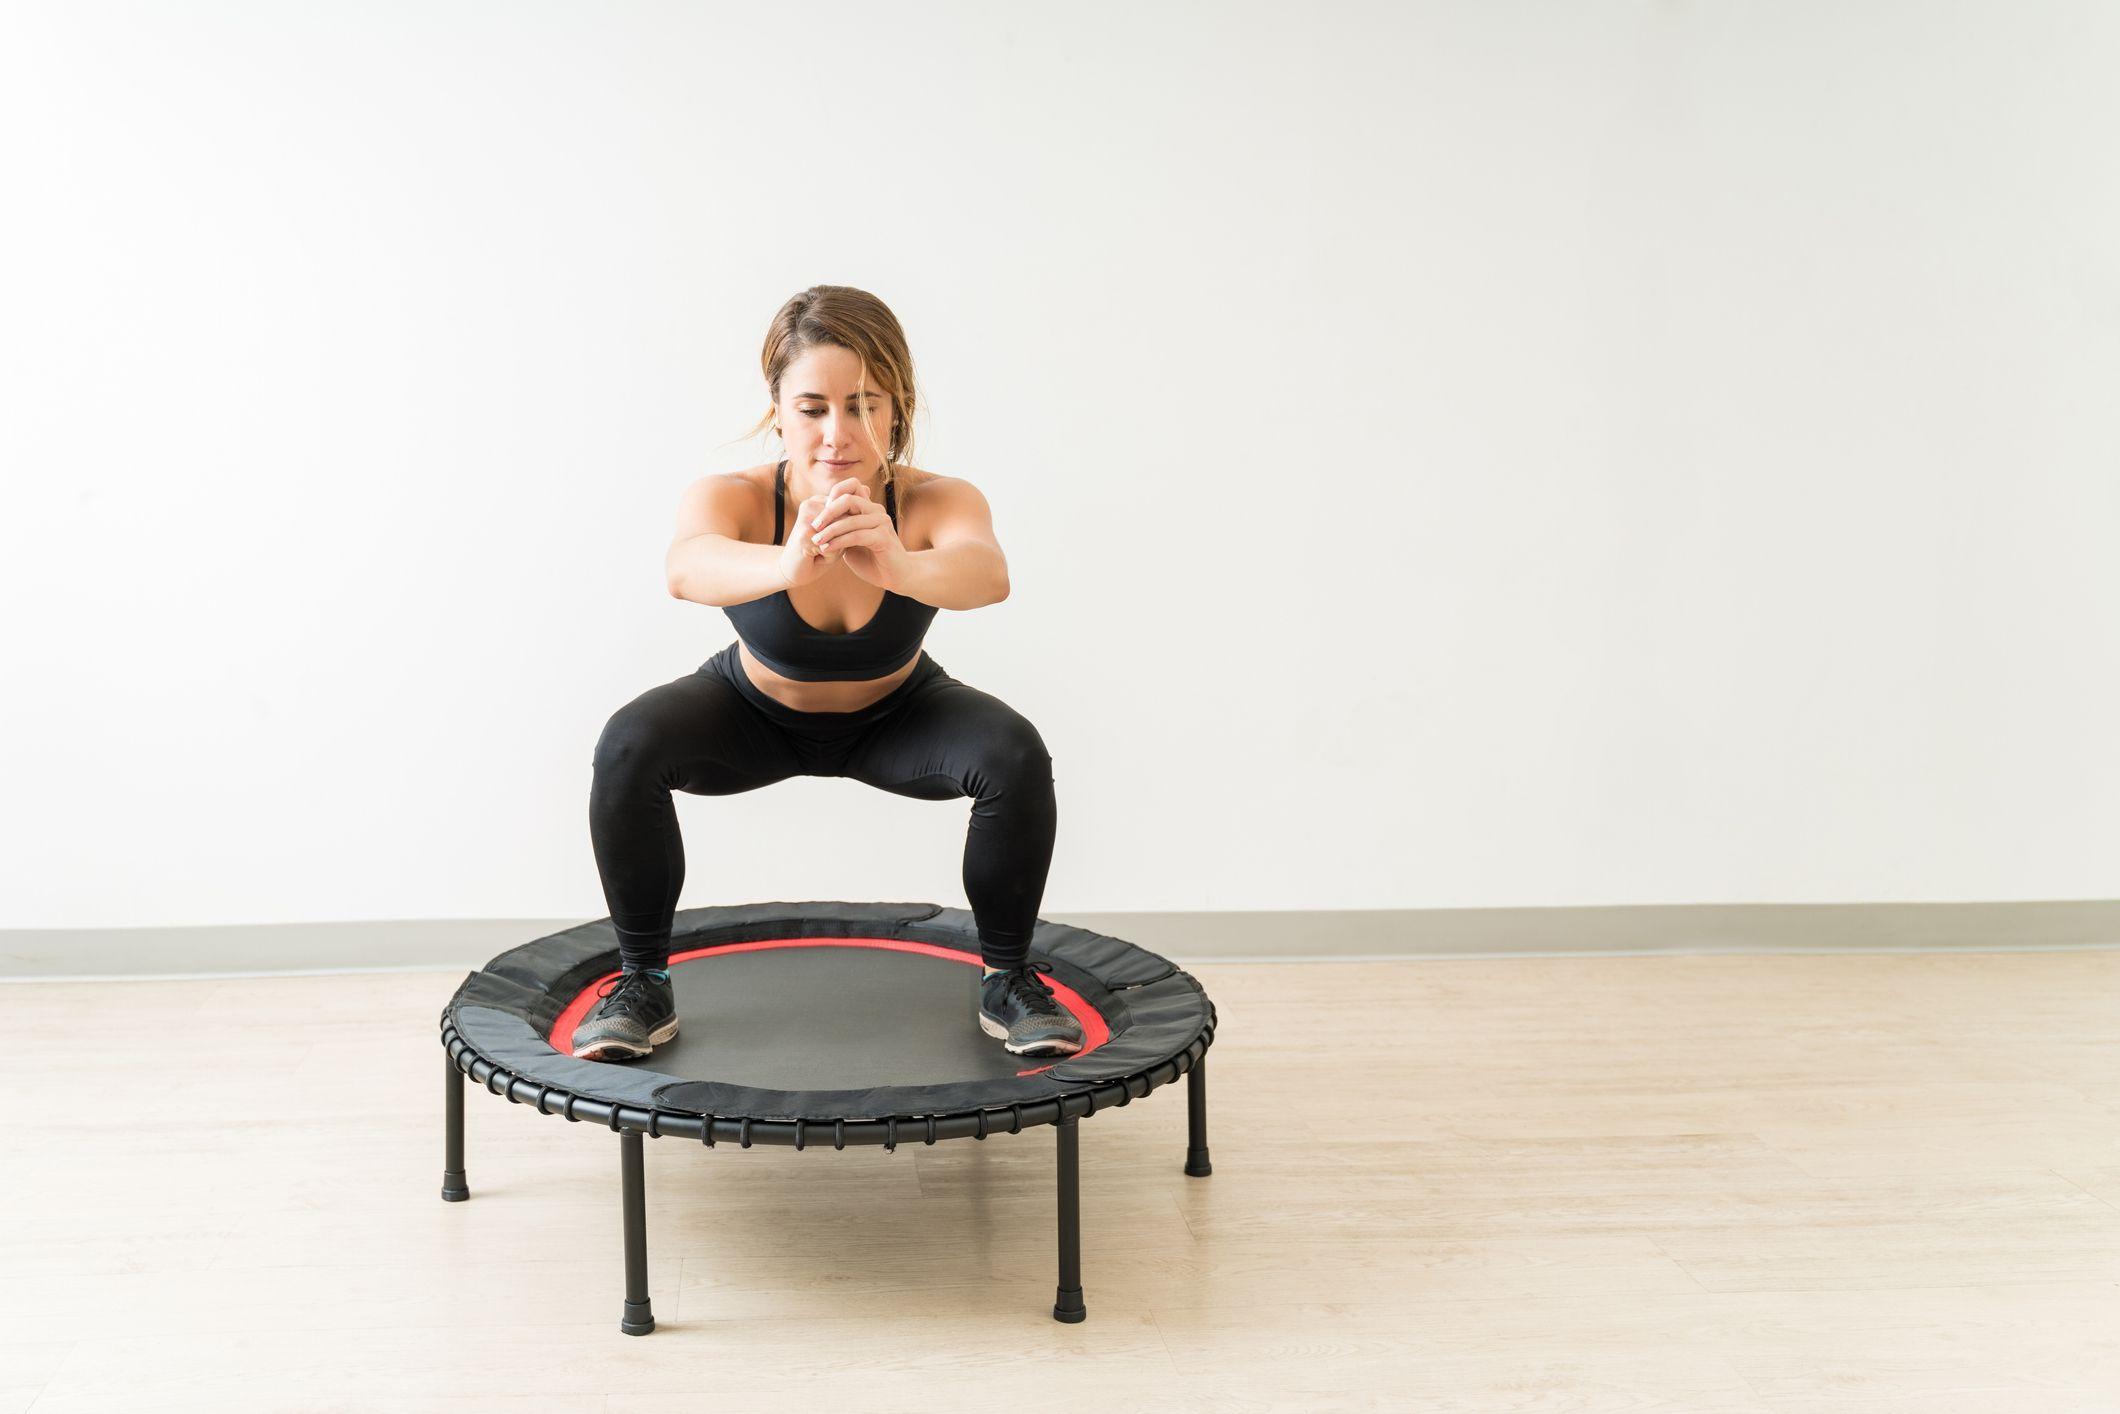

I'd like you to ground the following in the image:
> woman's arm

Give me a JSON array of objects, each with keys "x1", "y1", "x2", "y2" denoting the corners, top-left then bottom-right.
[
  {"x1": 665, "y1": 475, "x2": 786, "y2": 606},
  {"x1": 894, "y1": 479, "x2": 1009, "y2": 610}
]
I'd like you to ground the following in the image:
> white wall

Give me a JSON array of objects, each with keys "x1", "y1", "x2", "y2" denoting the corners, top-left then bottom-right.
[{"x1": 3, "y1": 1, "x2": 2114, "y2": 932}]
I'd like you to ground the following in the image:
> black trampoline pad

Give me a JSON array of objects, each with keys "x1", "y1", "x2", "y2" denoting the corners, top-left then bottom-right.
[{"x1": 557, "y1": 943, "x2": 1050, "y2": 1089}]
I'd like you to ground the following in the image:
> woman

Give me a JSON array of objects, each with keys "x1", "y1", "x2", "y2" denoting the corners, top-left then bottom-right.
[{"x1": 582, "y1": 285, "x2": 1079, "y2": 1064}]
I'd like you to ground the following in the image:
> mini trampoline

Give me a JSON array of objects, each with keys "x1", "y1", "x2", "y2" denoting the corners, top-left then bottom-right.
[{"x1": 439, "y1": 900, "x2": 1218, "y2": 1332}]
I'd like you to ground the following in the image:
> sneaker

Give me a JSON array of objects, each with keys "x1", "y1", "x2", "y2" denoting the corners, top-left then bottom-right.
[
  {"x1": 977, "y1": 962, "x2": 1084, "y2": 1057},
  {"x1": 572, "y1": 968, "x2": 678, "y2": 1061}
]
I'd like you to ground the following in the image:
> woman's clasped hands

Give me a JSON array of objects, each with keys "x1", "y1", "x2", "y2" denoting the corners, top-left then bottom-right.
[{"x1": 778, "y1": 475, "x2": 910, "y2": 590}]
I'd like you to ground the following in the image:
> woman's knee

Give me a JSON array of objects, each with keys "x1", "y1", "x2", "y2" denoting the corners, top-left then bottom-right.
[
  {"x1": 978, "y1": 718, "x2": 1054, "y2": 792},
  {"x1": 592, "y1": 699, "x2": 678, "y2": 780}
]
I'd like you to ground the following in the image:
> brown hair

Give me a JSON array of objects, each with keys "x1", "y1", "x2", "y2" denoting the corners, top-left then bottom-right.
[{"x1": 746, "y1": 285, "x2": 922, "y2": 491}]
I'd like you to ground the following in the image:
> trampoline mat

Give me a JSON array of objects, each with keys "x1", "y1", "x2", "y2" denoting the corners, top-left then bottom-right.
[{"x1": 547, "y1": 939, "x2": 1110, "y2": 1088}]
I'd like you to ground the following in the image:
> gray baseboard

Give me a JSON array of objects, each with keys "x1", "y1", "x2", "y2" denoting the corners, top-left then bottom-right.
[{"x1": 1, "y1": 900, "x2": 2114, "y2": 981}]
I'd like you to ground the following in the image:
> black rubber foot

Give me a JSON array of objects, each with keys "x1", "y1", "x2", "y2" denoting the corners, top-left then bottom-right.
[
  {"x1": 440, "y1": 1185, "x2": 470, "y2": 1202},
  {"x1": 621, "y1": 1301, "x2": 656, "y2": 1336},
  {"x1": 1184, "y1": 1151, "x2": 1212, "y2": 1177},
  {"x1": 441, "y1": 1171, "x2": 470, "y2": 1201},
  {"x1": 1052, "y1": 1288, "x2": 1086, "y2": 1323}
]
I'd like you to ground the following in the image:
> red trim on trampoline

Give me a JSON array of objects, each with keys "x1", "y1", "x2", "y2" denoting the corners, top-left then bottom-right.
[{"x1": 548, "y1": 936, "x2": 1111, "y2": 1077}]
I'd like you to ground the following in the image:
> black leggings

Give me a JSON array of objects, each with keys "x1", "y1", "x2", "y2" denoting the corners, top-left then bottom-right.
[{"x1": 589, "y1": 642, "x2": 1057, "y2": 973}]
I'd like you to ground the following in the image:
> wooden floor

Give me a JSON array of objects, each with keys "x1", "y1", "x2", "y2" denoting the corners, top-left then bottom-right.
[{"x1": 5, "y1": 950, "x2": 2119, "y2": 1412}]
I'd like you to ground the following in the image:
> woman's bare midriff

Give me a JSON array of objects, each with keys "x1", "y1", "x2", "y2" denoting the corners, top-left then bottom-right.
[
  {"x1": 737, "y1": 639, "x2": 920, "y2": 713},
  {"x1": 732, "y1": 461, "x2": 933, "y2": 714}
]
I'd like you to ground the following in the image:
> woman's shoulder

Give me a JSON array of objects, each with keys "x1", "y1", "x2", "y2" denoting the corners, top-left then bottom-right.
[
  {"x1": 723, "y1": 461, "x2": 779, "y2": 492},
  {"x1": 670, "y1": 462, "x2": 781, "y2": 546},
  {"x1": 896, "y1": 464, "x2": 984, "y2": 517},
  {"x1": 893, "y1": 467, "x2": 1002, "y2": 556},
  {"x1": 896, "y1": 464, "x2": 984, "y2": 504},
  {"x1": 893, "y1": 463, "x2": 945, "y2": 494}
]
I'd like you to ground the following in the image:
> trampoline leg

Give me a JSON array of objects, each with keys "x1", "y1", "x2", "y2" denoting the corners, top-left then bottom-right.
[
  {"x1": 1185, "y1": 1054, "x2": 1213, "y2": 1178},
  {"x1": 619, "y1": 1129, "x2": 656, "y2": 1335},
  {"x1": 441, "y1": 1049, "x2": 470, "y2": 1202},
  {"x1": 1052, "y1": 1115, "x2": 1086, "y2": 1323}
]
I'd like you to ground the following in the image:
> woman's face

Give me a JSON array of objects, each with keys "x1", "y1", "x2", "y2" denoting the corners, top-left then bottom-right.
[{"x1": 776, "y1": 345, "x2": 896, "y2": 486}]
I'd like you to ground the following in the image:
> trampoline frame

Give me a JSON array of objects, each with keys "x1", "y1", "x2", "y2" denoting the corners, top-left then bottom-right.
[{"x1": 437, "y1": 910, "x2": 1216, "y2": 1333}]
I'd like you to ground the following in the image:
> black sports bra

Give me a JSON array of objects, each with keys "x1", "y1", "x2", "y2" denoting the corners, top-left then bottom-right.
[{"x1": 719, "y1": 460, "x2": 940, "y2": 682}]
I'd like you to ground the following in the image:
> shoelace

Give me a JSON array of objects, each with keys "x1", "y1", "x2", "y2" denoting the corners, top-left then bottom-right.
[
  {"x1": 593, "y1": 968, "x2": 668, "y2": 1018},
  {"x1": 998, "y1": 963, "x2": 1062, "y2": 1017}
]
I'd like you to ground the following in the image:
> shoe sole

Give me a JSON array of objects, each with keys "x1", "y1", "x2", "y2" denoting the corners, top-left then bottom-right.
[
  {"x1": 572, "y1": 1016, "x2": 680, "y2": 1062},
  {"x1": 978, "y1": 1010, "x2": 1084, "y2": 1057}
]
